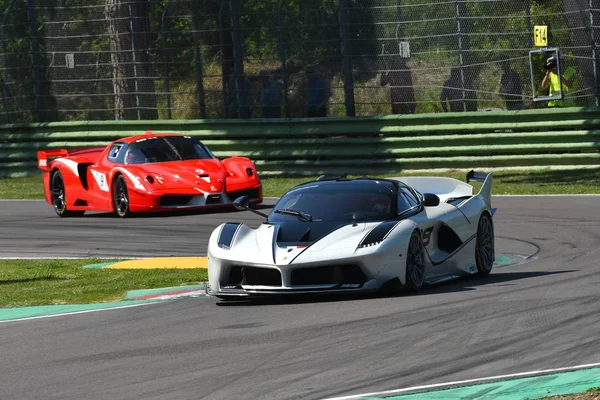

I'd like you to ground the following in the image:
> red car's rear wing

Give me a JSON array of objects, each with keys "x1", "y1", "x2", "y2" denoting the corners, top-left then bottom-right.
[
  {"x1": 37, "y1": 149, "x2": 68, "y2": 171},
  {"x1": 37, "y1": 146, "x2": 107, "y2": 171}
]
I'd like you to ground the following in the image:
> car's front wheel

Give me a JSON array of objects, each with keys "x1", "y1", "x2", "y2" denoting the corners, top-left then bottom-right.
[
  {"x1": 405, "y1": 230, "x2": 426, "y2": 291},
  {"x1": 475, "y1": 213, "x2": 495, "y2": 277},
  {"x1": 113, "y1": 175, "x2": 131, "y2": 218},
  {"x1": 50, "y1": 170, "x2": 84, "y2": 217}
]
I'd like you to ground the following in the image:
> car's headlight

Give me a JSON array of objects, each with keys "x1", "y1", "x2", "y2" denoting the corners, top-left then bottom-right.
[{"x1": 357, "y1": 221, "x2": 399, "y2": 249}]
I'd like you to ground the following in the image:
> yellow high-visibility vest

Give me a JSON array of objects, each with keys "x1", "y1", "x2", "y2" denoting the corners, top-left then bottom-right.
[{"x1": 548, "y1": 72, "x2": 575, "y2": 107}]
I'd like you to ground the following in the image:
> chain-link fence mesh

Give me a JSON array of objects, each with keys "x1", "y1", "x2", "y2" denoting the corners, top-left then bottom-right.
[{"x1": 0, "y1": 0, "x2": 598, "y2": 123}]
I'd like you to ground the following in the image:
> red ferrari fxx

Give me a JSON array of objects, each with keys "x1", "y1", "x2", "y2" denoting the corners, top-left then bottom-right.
[{"x1": 37, "y1": 132, "x2": 263, "y2": 217}]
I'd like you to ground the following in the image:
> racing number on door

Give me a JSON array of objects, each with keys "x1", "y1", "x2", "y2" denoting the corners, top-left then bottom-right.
[{"x1": 421, "y1": 227, "x2": 433, "y2": 246}]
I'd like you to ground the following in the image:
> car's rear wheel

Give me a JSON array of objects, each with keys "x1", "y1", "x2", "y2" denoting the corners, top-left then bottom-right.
[
  {"x1": 113, "y1": 175, "x2": 131, "y2": 218},
  {"x1": 475, "y1": 213, "x2": 495, "y2": 277},
  {"x1": 50, "y1": 170, "x2": 84, "y2": 217},
  {"x1": 405, "y1": 230, "x2": 426, "y2": 292}
]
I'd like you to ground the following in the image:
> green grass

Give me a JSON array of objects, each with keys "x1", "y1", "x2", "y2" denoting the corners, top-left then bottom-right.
[
  {"x1": 6, "y1": 168, "x2": 600, "y2": 201},
  {"x1": 0, "y1": 175, "x2": 45, "y2": 199},
  {"x1": 0, "y1": 259, "x2": 207, "y2": 308}
]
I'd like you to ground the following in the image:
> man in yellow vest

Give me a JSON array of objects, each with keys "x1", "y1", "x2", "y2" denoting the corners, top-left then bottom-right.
[{"x1": 541, "y1": 56, "x2": 575, "y2": 107}]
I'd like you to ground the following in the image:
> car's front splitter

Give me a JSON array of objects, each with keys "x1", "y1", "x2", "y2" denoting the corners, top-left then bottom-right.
[{"x1": 207, "y1": 278, "x2": 380, "y2": 298}]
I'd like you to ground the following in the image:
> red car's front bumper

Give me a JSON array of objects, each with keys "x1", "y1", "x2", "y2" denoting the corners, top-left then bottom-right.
[{"x1": 128, "y1": 184, "x2": 263, "y2": 212}]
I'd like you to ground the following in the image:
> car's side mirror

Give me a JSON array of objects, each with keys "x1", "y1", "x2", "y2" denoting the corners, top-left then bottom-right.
[
  {"x1": 423, "y1": 193, "x2": 440, "y2": 207},
  {"x1": 233, "y1": 196, "x2": 250, "y2": 211},
  {"x1": 233, "y1": 195, "x2": 269, "y2": 218}
]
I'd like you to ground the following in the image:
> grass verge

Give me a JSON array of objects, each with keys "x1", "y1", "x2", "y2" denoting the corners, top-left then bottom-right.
[
  {"x1": 0, "y1": 175, "x2": 44, "y2": 199},
  {"x1": 0, "y1": 259, "x2": 207, "y2": 308},
  {"x1": 4, "y1": 168, "x2": 600, "y2": 200},
  {"x1": 540, "y1": 387, "x2": 600, "y2": 399}
]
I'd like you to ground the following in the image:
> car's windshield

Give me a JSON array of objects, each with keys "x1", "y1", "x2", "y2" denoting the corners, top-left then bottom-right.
[
  {"x1": 124, "y1": 136, "x2": 214, "y2": 164},
  {"x1": 268, "y1": 180, "x2": 396, "y2": 223}
]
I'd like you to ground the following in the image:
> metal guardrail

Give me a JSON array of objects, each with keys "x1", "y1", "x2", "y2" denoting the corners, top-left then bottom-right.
[{"x1": 2, "y1": 108, "x2": 600, "y2": 178}]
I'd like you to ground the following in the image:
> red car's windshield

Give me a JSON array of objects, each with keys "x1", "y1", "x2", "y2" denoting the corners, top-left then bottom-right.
[{"x1": 125, "y1": 136, "x2": 214, "y2": 164}]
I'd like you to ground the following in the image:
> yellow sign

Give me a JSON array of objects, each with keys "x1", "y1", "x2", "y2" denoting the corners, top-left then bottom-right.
[{"x1": 534, "y1": 25, "x2": 548, "y2": 47}]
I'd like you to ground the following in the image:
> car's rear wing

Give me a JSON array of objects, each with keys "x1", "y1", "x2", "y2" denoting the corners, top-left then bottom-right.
[
  {"x1": 37, "y1": 146, "x2": 107, "y2": 171},
  {"x1": 37, "y1": 149, "x2": 68, "y2": 171},
  {"x1": 466, "y1": 170, "x2": 493, "y2": 208}
]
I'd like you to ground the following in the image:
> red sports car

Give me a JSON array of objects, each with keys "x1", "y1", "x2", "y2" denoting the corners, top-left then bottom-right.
[{"x1": 37, "y1": 132, "x2": 263, "y2": 217}]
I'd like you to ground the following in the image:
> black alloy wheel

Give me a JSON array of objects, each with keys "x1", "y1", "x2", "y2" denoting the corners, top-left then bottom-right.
[
  {"x1": 475, "y1": 213, "x2": 495, "y2": 276},
  {"x1": 50, "y1": 170, "x2": 84, "y2": 217},
  {"x1": 405, "y1": 230, "x2": 426, "y2": 291},
  {"x1": 113, "y1": 175, "x2": 131, "y2": 218}
]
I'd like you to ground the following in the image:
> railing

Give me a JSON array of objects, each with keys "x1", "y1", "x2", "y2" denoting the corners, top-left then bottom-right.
[{"x1": 2, "y1": 107, "x2": 600, "y2": 178}]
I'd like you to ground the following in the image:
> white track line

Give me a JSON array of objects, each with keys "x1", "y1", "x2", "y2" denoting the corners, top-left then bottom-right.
[
  {"x1": 322, "y1": 362, "x2": 600, "y2": 400},
  {"x1": 0, "y1": 302, "x2": 160, "y2": 324}
]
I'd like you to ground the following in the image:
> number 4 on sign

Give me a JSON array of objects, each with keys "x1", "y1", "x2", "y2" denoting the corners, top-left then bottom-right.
[{"x1": 534, "y1": 25, "x2": 548, "y2": 47}]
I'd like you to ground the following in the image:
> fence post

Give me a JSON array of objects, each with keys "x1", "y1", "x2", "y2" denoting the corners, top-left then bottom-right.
[
  {"x1": 455, "y1": 0, "x2": 466, "y2": 112},
  {"x1": 230, "y1": 0, "x2": 249, "y2": 119},
  {"x1": 525, "y1": 1, "x2": 533, "y2": 48},
  {"x1": 278, "y1": 0, "x2": 289, "y2": 118},
  {"x1": 191, "y1": 0, "x2": 207, "y2": 118},
  {"x1": 218, "y1": 3, "x2": 228, "y2": 118},
  {"x1": 591, "y1": 0, "x2": 600, "y2": 106},
  {"x1": 338, "y1": 0, "x2": 356, "y2": 117},
  {"x1": 26, "y1": 0, "x2": 45, "y2": 122},
  {"x1": 161, "y1": 0, "x2": 172, "y2": 119},
  {"x1": 0, "y1": 0, "x2": 17, "y2": 123},
  {"x1": 129, "y1": 1, "x2": 158, "y2": 120}
]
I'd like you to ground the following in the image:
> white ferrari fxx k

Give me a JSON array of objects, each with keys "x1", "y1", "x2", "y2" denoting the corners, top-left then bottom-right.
[{"x1": 206, "y1": 171, "x2": 495, "y2": 299}]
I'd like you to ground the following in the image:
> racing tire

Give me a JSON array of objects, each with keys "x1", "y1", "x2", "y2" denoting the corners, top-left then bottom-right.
[
  {"x1": 475, "y1": 213, "x2": 495, "y2": 277},
  {"x1": 113, "y1": 175, "x2": 131, "y2": 218},
  {"x1": 50, "y1": 170, "x2": 84, "y2": 217},
  {"x1": 405, "y1": 230, "x2": 426, "y2": 292}
]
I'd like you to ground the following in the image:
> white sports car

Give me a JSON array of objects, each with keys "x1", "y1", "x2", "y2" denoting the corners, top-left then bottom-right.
[{"x1": 206, "y1": 171, "x2": 495, "y2": 299}]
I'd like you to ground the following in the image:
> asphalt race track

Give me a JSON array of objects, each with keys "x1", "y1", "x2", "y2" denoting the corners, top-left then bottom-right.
[
  {"x1": 1, "y1": 196, "x2": 600, "y2": 400},
  {"x1": 0, "y1": 199, "x2": 279, "y2": 258}
]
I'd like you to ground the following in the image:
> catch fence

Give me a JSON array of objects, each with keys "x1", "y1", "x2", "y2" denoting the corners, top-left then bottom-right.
[{"x1": 1, "y1": 0, "x2": 600, "y2": 123}]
